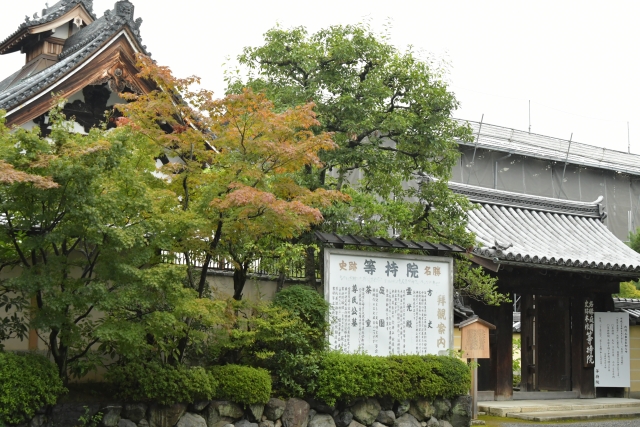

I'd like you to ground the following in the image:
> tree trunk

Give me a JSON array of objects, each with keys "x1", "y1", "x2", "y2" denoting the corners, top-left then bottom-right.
[
  {"x1": 233, "y1": 264, "x2": 249, "y2": 301},
  {"x1": 277, "y1": 271, "x2": 286, "y2": 292},
  {"x1": 305, "y1": 246, "x2": 316, "y2": 288}
]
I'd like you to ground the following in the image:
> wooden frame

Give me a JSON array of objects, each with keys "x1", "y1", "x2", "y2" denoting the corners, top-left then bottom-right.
[{"x1": 5, "y1": 30, "x2": 153, "y2": 128}]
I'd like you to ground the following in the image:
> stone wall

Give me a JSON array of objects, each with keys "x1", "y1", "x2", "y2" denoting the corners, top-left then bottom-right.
[{"x1": 18, "y1": 395, "x2": 471, "y2": 427}]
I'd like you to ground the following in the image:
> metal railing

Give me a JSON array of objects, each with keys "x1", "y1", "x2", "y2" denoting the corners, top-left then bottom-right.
[{"x1": 161, "y1": 251, "x2": 310, "y2": 279}]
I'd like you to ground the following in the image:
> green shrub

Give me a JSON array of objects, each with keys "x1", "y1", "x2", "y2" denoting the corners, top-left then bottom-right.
[
  {"x1": 0, "y1": 352, "x2": 67, "y2": 425},
  {"x1": 106, "y1": 362, "x2": 216, "y2": 405},
  {"x1": 273, "y1": 285, "x2": 329, "y2": 347},
  {"x1": 316, "y1": 352, "x2": 389, "y2": 405},
  {"x1": 315, "y1": 352, "x2": 470, "y2": 406},
  {"x1": 214, "y1": 302, "x2": 324, "y2": 397},
  {"x1": 385, "y1": 355, "x2": 471, "y2": 400},
  {"x1": 211, "y1": 364, "x2": 271, "y2": 404}
]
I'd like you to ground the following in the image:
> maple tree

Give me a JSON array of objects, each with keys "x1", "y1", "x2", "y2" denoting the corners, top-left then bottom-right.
[
  {"x1": 0, "y1": 106, "x2": 208, "y2": 380},
  {"x1": 115, "y1": 56, "x2": 347, "y2": 359},
  {"x1": 228, "y1": 24, "x2": 507, "y2": 304}
]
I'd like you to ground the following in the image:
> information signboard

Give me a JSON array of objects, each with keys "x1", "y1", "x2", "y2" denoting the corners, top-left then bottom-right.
[
  {"x1": 324, "y1": 249, "x2": 453, "y2": 356},
  {"x1": 594, "y1": 312, "x2": 630, "y2": 388}
]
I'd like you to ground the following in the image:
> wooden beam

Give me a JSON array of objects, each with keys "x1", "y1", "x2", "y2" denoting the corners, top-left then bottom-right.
[
  {"x1": 6, "y1": 33, "x2": 152, "y2": 128},
  {"x1": 520, "y1": 294, "x2": 534, "y2": 391},
  {"x1": 495, "y1": 301, "x2": 513, "y2": 400}
]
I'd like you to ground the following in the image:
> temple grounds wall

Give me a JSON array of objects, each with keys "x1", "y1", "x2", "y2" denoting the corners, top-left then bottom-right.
[
  {"x1": 19, "y1": 395, "x2": 472, "y2": 427},
  {"x1": 0, "y1": 271, "x2": 290, "y2": 353}
]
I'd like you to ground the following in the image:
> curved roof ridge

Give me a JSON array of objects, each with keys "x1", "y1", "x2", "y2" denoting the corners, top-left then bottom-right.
[
  {"x1": 0, "y1": 1, "x2": 97, "y2": 50},
  {"x1": 448, "y1": 181, "x2": 605, "y2": 220},
  {"x1": 0, "y1": 1, "x2": 148, "y2": 112}
]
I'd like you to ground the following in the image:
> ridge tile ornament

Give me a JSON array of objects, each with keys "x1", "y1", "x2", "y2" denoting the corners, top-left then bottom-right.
[
  {"x1": 324, "y1": 249, "x2": 453, "y2": 356},
  {"x1": 0, "y1": 0, "x2": 149, "y2": 114}
]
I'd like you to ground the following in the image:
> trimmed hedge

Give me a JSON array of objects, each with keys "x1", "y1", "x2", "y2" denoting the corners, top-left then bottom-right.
[
  {"x1": 0, "y1": 352, "x2": 67, "y2": 426},
  {"x1": 273, "y1": 285, "x2": 330, "y2": 336},
  {"x1": 106, "y1": 362, "x2": 217, "y2": 405},
  {"x1": 316, "y1": 352, "x2": 470, "y2": 406},
  {"x1": 211, "y1": 364, "x2": 272, "y2": 404}
]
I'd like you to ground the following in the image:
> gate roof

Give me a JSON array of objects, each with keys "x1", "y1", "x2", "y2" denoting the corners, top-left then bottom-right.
[{"x1": 450, "y1": 181, "x2": 640, "y2": 277}]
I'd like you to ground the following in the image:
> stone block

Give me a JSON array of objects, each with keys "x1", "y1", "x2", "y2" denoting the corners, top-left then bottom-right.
[
  {"x1": 282, "y1": 398, "x2": 311, "y2": 427},
  {"x1": 265, "y1": 398, "x2": 287, "y2": 421},
  {"x1": 351, "y1": 399, "x2": 381, "y2": 426}
]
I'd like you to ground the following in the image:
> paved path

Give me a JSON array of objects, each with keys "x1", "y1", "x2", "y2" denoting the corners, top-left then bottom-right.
[{"x1": 500, "y1": 420, "x2": 640, "y2": 427}]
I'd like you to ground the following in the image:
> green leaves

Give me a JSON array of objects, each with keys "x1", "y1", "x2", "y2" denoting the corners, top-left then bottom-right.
[
  {"x1": 0, "y1": 102, "x2": 192, "y2": 380},
  {"x1": 231, "y1": 24, "x2": 506, "y2": 304},
  {"x1": 210, "y1": 364, "x2": 272, "y2": 404},
  {"x1": 107, "y1": 362, "x2": 217, "y2": 406},
  {"x1": 0, "y1": 352, "x2": 67, "y2": 425},
  {"x1": 315, "y1": 352, "x2": 471, "y2": 406}
]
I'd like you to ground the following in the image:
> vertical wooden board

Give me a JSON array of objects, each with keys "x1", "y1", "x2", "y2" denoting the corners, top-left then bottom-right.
[
  {"x1": 536, "y1": 296, "x2": 571, "y2": 391},
  {"x1": 520, "y1": 294, "x2": 534, "y2": 391},
  {"x1": 495, "y1": 302, "x2": 513, "y2": 400},
  {"x1": 571, "y1": 296, "x2": 584, "y2": 395}
]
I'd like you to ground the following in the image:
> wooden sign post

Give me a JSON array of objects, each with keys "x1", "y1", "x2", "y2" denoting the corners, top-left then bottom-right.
[{"x1": 459, "y1": 316, "x2": 496, "y2": 420}]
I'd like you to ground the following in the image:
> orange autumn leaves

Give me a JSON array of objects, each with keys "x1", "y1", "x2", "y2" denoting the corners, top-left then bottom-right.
[
  {"x1": 206, "y1": 90, "x2": 346, "y2": 238},
  {"x1": 118, "y1": 55, "x2": 348, "y2": 242},
  {"x1": 0, "y1": 160, "x2": 58, "y2": 189}
]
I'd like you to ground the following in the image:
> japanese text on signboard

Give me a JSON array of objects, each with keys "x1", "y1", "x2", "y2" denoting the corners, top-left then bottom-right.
[
  {"x1": 584, "y1": 299, "x2": 595, "y2": 367},
  {"x1": 325, "y1": 250, "x2": 452, "y2": 356},
  {"x1": 594, "y1": 312, "x2": 630, "y2": 388}
]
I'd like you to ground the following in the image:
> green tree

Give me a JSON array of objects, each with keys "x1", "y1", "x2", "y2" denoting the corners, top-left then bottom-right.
[
  {"x1": 228, "y1": 23, "x2": 506, "y2": 304},
  {"x1": 623, "y1": 228, "x2": 640, "y2": 292},
  {"x1": 615, "y1": 282, "x2": 640, "y2": 299},
  {"x1": 0, "y1": 106, "x2": 208, "y2": 380},
  {"x1": 629, "y1": 227, "x2": 640, "y2": 254},
  {"x1": 114, "y1": 56, "x2": 347, "y2": 362}
]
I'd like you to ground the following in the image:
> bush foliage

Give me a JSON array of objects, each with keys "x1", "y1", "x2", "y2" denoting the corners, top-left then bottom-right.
[
  {"x1": 106, "y1": 362, "x2": 216, "y2": 405},
  {"x1": 211, "y1": 364, "x2": 272, "y2": 404},
  {"x1": 0, "y1": 352, "x2": 67, "y2": 425},
  {"x1": 212, "y1": 286, "x2": 330, "y2": 397},
  {"x1": 316, "y1": 352, "x2": 470, "y2": 406},
  {"x1": 272, "y1": 285, "x2": 330, "y2": 341}
]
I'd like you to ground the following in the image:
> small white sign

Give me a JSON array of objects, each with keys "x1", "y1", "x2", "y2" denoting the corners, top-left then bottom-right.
[
  {"x1": 324, "y1": 249, "x2": 453, "y2": 356},
  {"x1": 594, "y1": 312, "x2": 630, "y2": 388}
]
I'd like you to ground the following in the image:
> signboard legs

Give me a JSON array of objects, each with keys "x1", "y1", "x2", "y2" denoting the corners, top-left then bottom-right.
[{"x1": 471, "y1": 358, "x2": 478, "y2": 419}]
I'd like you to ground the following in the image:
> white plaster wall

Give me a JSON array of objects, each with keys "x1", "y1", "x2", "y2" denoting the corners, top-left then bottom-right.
[{"x1": 52, "y1": 23, "x2": 70, "y2": 39}]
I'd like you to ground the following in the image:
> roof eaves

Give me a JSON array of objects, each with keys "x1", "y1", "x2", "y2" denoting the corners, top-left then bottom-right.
[
  {"x1": 473, "y1": 249, "x2": 640, "y2": 278},
  {"x1": 0, "y1": 25, "x2": 141, "y2": 112},
  {"x1": 449, "y1": 181, "x2": 605, "y2": 220},
  {"x1": 0, "y1": 1, "x2": 97, "y2": 53}
]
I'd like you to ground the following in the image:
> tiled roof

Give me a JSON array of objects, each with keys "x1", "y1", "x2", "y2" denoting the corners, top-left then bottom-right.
[
  {"x1": 0, "y1": 1, "x2": 97, "y2": 51},
  {"x1": 613, "y1": 298, "x2": 640, "y2": 320},
  {"x1": 314, "y1": 231, "x2": 466, "y2": 253},
  {"x1": 0, "y1": 1, "x2": 147, "y2": 112},
  {"x1": 456, "y1": 119, "x2": 640, "y2": 176},
  {"x1": 450, "y1": 182, "x2": 640, "y2": 276}
]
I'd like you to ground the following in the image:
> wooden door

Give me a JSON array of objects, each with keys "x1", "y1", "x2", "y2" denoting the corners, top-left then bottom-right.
[{"x1": 535, "y1": 296, "x2": 571, "y2": 391}]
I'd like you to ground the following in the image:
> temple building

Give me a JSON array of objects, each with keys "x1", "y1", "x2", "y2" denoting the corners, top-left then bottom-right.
[
  {"x1": 2, "y1": 0, "x2": 640, "y2": 405},
  {"x1": 0, "y1": 0, "x2": 151, "y2": 133}
]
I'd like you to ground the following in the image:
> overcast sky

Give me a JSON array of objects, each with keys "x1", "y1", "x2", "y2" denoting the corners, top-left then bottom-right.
[{"x1": 2, "y1": 0, "x2": 639, "y2": 153}]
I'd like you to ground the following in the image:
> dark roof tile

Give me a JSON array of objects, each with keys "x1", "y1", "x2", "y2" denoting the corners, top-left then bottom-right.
[
  {"x1": 450, "y1": 182, "x2": 640, "y2": 276},
  {"x1": 0, "y1": 1, "x2": 147, "y2": 112}
]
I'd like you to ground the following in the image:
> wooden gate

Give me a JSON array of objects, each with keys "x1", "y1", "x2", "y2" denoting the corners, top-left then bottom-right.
[{"x1": 535, "y1": 296, "x2": 571, "y2": 391}]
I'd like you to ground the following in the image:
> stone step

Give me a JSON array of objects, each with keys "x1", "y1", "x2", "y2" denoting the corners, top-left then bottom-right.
[
  {"x1": 506, "y1": 406, "x2": 640, "y2": 422},
  {"x1": 479, "y1": 398, "x2": 640, "y2": 417}
]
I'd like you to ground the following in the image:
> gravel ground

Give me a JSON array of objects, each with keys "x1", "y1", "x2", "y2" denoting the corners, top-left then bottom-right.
[{"x1": 500, "y1": 420, "x2": 640, "y2": 427}]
